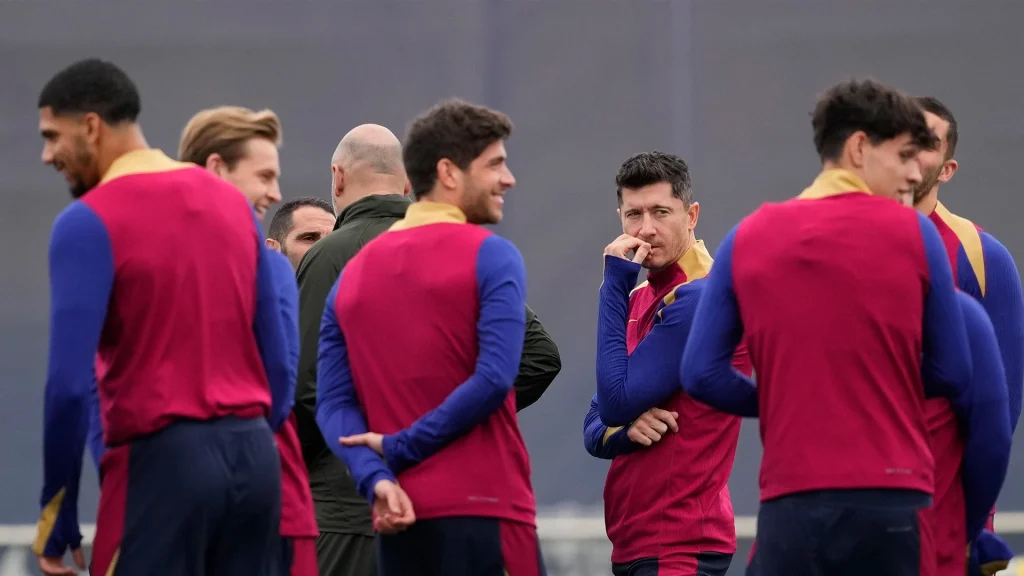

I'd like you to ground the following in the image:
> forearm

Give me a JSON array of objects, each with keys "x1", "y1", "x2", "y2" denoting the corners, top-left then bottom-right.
[
  {"x1": 254, "y1": 248, "x2": 297, "y2": 431},
  {"x1": 583, "y1": 399, "x2": 637, "y2": 459},
  {"x1": 315, "y1": 398, "x2": 395, "y2": 502},
  {"x1": 960, "y1": 400, "x2": 1012, "y2": 542},
  {"x1": 87, "y1": 381, "x2": 104, "y2": 474}
]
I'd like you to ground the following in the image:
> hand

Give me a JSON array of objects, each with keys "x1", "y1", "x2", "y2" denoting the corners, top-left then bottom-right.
[
  {"x1": 372, "y1": 479, "x2": 416, "y2": 535},
  {"x1": 339, "y1": 432, "x2": 384, "y2": 456},
  {"x1": 38, "y1": 548, "x2": 85, "y2": 576},
  {"x1": 604, "y1": 234, "x2": 652, "y2": 264},
  {"x1": 627, "y1": 408, "x2": 679, "y2": 446}
]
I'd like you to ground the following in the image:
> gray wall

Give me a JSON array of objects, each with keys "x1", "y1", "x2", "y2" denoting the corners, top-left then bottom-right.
[{"x1": 2, "y1": 0, "x2": 1023, "y2": 530}]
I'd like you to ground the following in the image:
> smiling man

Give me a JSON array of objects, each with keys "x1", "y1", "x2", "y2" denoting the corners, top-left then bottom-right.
[
  {"x1": 267, "y1": 196, "x2": 336, "y2": 270},
  {"x1": 179, "y1": 105, "x2": 283, "y2": 220},
  {"x1": 315, "y1": 99, "x2": 545, "y2": 576}
]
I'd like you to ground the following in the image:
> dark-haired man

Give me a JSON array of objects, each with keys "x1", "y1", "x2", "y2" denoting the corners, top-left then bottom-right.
[
  {"x1": 295, "y1": 123, "x2": 559, "y2": 576},
  {"x1": 267, "y1": 196, "x2": 335, "y2": 270},
  {"x1": 911, "y1": 96, "x2": 1024, "y2": 576},
  {"x1": 681, "y1": 78, "x2": 997, "y2": 575},
  {"x1": 35, "y1": 59, "x2": 292, "y2": 575},
  {"x1": 315, "y1": 100, "x2": 546, "y2": 576},
  {"x1": 581, "y1": 151, "x2": 751, "y2": 576}
]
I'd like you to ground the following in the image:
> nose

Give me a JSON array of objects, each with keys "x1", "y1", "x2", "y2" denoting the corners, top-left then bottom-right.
[
  {"x1": 500, "y1": 167, "x2": 516, "y2": 189},
  {"x1": 907, "y1": 159, "x2": 923, "y2": 184},
  {"x1": 638, "y1": 213, "x2": 657, "y2": 237},
  {"x1": 268, "y1": 182, "x2": 282, "y2": 203},
  {"x1": 41, "y1": 145, "x2": 53, "y2": 165}
]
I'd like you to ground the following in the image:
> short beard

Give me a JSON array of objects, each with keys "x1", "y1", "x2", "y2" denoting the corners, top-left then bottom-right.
[
  {"x1": 68, "y1": 143, "x2": 96, "y2": 199},
  {"x1": 913, "y1": 167, "x2": 942, "y2": 205}
]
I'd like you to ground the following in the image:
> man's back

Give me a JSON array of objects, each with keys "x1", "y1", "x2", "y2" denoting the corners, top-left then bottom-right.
[
  {"x1": 732, "y1": 175, "x2": 935, "y2": 500},
  {"x1": 84, "y1": 149, "x2": 270, "y2": 445},
  {"x1": 334, "y1": 204, "x2": 535, "y2": 525}
]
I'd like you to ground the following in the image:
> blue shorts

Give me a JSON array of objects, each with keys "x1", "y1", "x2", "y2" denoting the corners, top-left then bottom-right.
[
  {"x1": 747, "y1": 489, "x2": 930, "y2": 576},
  {"x1": 91, "y1": 417, "x2": 282, "y2": 576},
  {"x1": 377, "y1": 516, "x2": 546, "y2": 576}
]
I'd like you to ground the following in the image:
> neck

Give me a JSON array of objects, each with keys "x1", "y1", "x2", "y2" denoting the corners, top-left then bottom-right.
[
  {"x1": 914, "y1": 186, "x2": 940, "y2": 216},
  {"x1": 97, "y1": 124, "x2": 149, "y2": 178},
  {"x1": 334, "y1": 175, "x2": 405, "y2": 214}
]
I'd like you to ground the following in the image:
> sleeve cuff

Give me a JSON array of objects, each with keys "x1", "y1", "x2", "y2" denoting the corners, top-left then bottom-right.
[
  {"x1": 382, "y1": 433, "x2": 405, "y2": 473},
  {"x1": 602, "y1": 256, "x2": 643, "y2": 290}
]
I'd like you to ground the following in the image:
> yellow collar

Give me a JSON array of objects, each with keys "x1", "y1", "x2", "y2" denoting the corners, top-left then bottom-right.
[
  {"x1": 388, "y1": 201, "x2": 467, "y2": 231},
  {"x1": 797, "y1": 169, "x2": 872, "y2": 200},
  {"x1": 100, "y1": 149, "x2": 191, "y2": 185}
]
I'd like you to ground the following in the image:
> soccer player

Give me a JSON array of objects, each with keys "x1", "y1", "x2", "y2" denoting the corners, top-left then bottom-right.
[
  {"x1": 581, "y1": 152, "x2": 750, "y2": 576},
  {"x1": 266, "y1": 196, "x2": 336, "y2": 270},
  {"x1": 296, "y1": 123, "x2": 560, "y2": 576},
  {"x1": 35, "y1": 59, "x2": 292, "y2": 575},
  {"x1": 315, "y1": 100, "x2": 545, "y2": 575},
  {"x1": 178, "y1": 105, "x2": 283, "y2": 220},
  {"x1": 680, "y1": 78, "x2": 978, "y2": 575},
  {"x1": 910, "y1": 96, "x2": 1024, "y2": 575},
  {"x1": 178, "y1": 106, "x2": 319, "y2": 576}
]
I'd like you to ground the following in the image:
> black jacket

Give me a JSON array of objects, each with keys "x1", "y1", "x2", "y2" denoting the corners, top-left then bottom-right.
[{"x1": 294, "y1": 193, "x2": 561, "y2": 534}]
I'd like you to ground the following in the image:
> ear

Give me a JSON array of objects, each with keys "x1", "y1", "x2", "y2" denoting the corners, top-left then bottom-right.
[
  {"x1": 847, "y1": 131, "x2": 868, "y2": 168},
  {"x1": 82, "y1": 112, "x2": 103, "y2": 144},
  {"x1": 687, "y1": 202, "x2": 700, "y2": 230},
  {"x1": 205, "y1": 152, "x2": 226, "y2": 175},
  {"x1": 404, "y1": 178, "x2": 412, "y2": 197},
  {"x1": 437, "y1": 158, "x2": 459, "y2": 191},
  {"x1": 265, "y1": 238, "x2": 281, "y2": 252},
  {"x1": 938, "y1": 158, "x2": 959, "y2": 184},
  {"x1": 331, "y1": 164, "x2": 345, "y2": 199}
]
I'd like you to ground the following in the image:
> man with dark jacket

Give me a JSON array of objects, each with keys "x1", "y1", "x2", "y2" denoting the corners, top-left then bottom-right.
[{"x1": 295, "y1": 124, "x2": 561, "y2": 576}]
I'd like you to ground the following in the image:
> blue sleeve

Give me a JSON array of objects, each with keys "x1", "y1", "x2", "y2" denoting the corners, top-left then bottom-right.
[
  {"x1": 252, "y1": 211, "x2": 297, "y2": 432},
  {"x1": 382, "y1": 235, "x2": 527, "y2": 473},
  {"x1": 952, "y1": 292, "x2": 1012, "y2": 544},
  {"x1": 268, "y1": 250, "x2": 300, "y2": 429},
  {"x1": 979, "y1": 232, "x2": 1024, "y2": 431},
  {"x1": 679, "y1": 226, "x2": 758, "y2": 417},
  {"x1": 87, "y1": 378, "x2": 104, "y2": 474},
  {"x1": 35, "y1": 202, "x2": 114, "y2": 558},
  {"x1": 583, "y1": 394, "x2": 639, "y2": 459},
  {"x1": 596, "y1": 255, "x2": 701, "y2": 426},
  {"x1": 315, "y1": 275, "x2": 396, "y2": 503},
  {"x1": 917, "y1": 213, "x2": 973, "y2": 400}
]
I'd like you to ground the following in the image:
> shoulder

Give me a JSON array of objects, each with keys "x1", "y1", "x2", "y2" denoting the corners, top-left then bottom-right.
[
  {"x1": 477, "y1": 234, "x2": 524, "y2": 270},
  {"x1": 980, "y1": 230, "x2": 1014, "y2": 263},
  {"x1": 52, "y1": 200, "x2": 109, "y2": 241}
]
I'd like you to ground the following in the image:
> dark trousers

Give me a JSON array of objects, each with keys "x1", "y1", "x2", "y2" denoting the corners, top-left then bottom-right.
[
  {"x1": 613, "y1": 552, "x2": 733, "y2": 576},
  {"x1": 316, "y1": 532, "x2": 376, "y2": 576},
  {"x1": 377, "y1": 516, "x2": 546, "y2": 576},
  {"x1": 747, "y1": 489, "x2": 931, "y2": 576},
  {"x1": 91, "y1": 417, "x2": 282, "y2": 576}
]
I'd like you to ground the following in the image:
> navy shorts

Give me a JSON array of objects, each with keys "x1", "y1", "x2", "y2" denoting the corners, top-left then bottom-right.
[
  {"x1": 612, "y1": 552, "x2": 733, "y2": 576},
  {"x1": 377, "y1": 516, "x2": 546, "y2": 576},
  {"x1": 747, "y1": 489, "x2": 931, "y2": 576},
  {"x1": 91, "y1": 417, "x2": 282, "y2": 576}
]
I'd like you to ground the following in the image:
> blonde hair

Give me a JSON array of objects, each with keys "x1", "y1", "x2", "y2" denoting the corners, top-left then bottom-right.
[{"x1": 179, "y1": 106, "x2": 282, "y2": 168}]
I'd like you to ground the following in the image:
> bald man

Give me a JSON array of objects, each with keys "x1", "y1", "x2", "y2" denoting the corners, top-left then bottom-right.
[{"x1": 295, "y1": 124, "x2": 562, "y2": 575}]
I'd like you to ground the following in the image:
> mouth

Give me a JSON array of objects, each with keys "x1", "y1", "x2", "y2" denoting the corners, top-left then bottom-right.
[
  {"x1": 253, "y1": 204, "x2": 268, "y2": 218},
  {"x1": 492, "y1": 193, "x2": 504, "y2": 206}
]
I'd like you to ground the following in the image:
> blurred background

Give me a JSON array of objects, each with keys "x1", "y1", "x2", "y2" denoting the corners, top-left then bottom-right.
[{"x1": 3, "y1": 1, "x2": 1024, "y2": 574}]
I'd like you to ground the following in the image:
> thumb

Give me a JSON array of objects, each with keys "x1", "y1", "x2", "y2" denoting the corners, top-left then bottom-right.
[
  {"x1": 385, "y1": 488, "x2": 403, "y2": 516},
  {"x1": 72, "y1": 548, "x2": 86, "y2": 569}
]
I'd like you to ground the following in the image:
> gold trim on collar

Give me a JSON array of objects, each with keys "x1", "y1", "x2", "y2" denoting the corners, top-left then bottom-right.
[
  {"x1": 389, "y1": 201, "x2": 468, "y2": 231},
  {"x1": 676, "y1": 239, "x2": 714, "y2": 282},
  {"x1": 99, "y1": 149, "x2": 192, "y2": 185},
  {"x1": 934, "y1": 202, "x2": 987, "y2": 296},
  {"x1": 797, "y1": 169, "x2": 872, "y2": 200}
]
